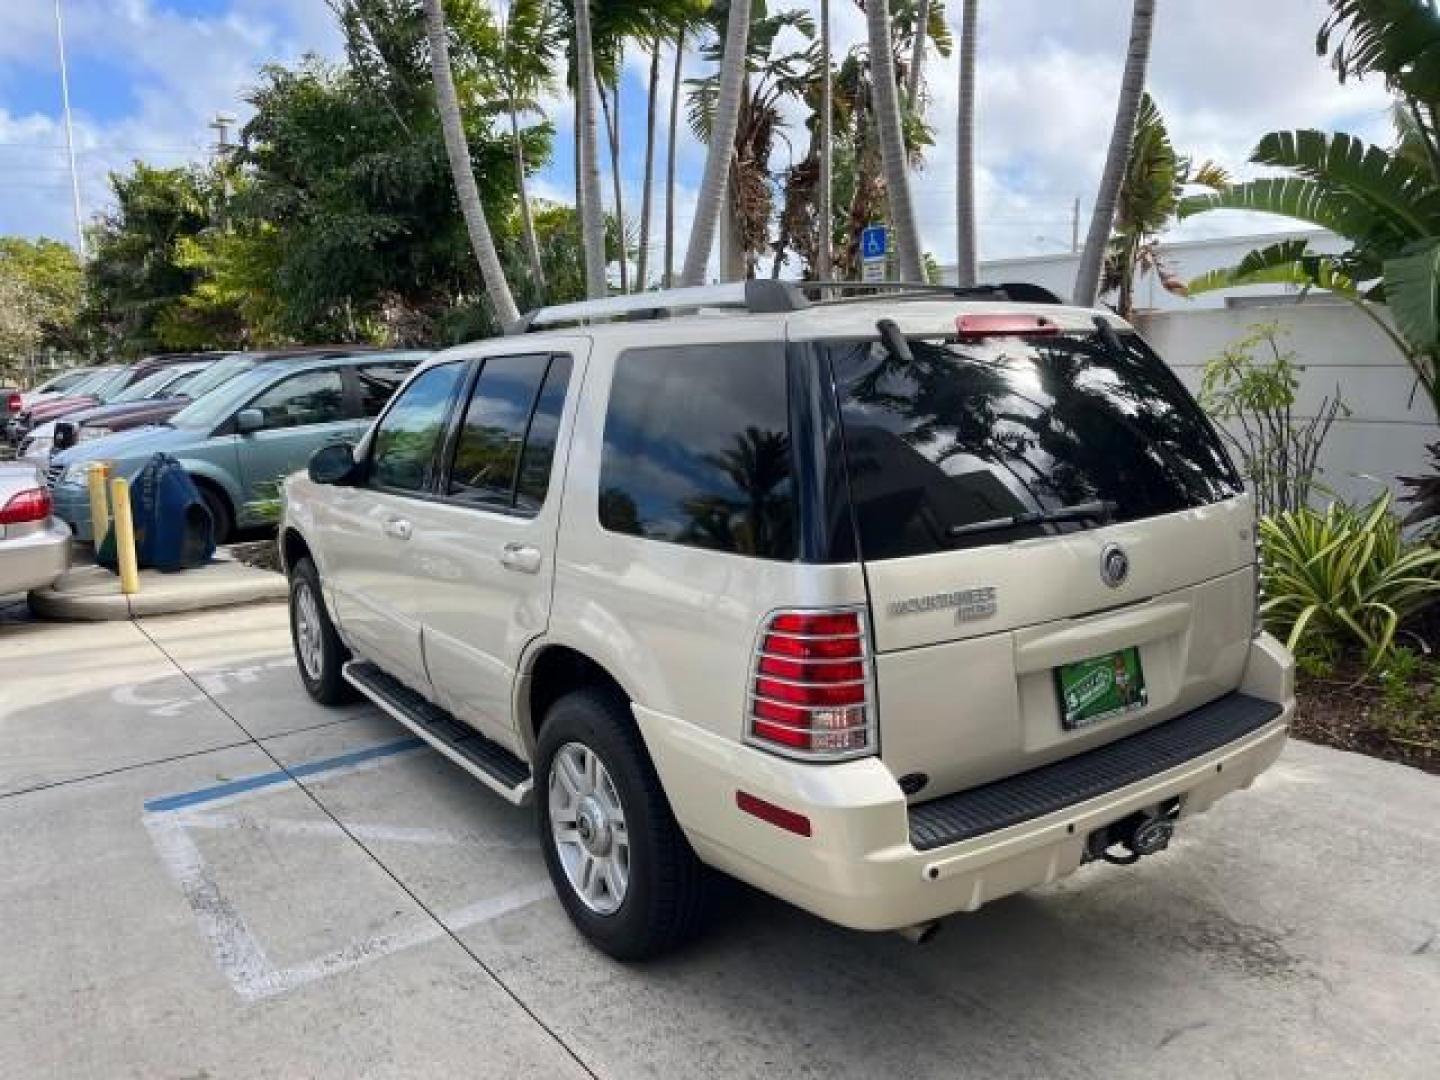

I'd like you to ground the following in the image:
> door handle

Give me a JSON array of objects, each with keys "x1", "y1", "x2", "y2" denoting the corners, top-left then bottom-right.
[
  {"x1": 383, "y1": 517, "x2": 412, "y2": 541},
  {"x1": 500, "y1": 542, "x2": 542, "y2": 574}
]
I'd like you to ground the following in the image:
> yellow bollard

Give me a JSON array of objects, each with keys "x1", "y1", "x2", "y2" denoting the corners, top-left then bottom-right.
[
  {"x1": 109, "y1": 476, "x2": 140, "y2": 596},
  {"x1": 87, "y1": 462, "x2": 112, "y2": 549}
]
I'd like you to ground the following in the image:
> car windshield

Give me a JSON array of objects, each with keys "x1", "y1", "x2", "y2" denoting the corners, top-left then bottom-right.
[
  {"x1": 110, "y1": 367, "x2": 189, "y2": 403},
  {"x1": 93, "y1": 369, "x2": 140, "y2": 404},
  {"x1": 57, "y1": 369, "x2": 118, "y2": 399},
  {"x1": 39, "y1": 370, "x2": 91, "y2": 393},
  {"x1": 174, "y1": 355, "x2": 253, "y2": 402},
  {"x1": 828, "y1": 330, "x2": 1242, "y2": 560}
]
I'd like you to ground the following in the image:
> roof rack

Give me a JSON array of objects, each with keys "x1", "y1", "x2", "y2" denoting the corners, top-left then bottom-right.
[{"x1": 508, "y1": 279, "x2": 1063, "y2": 334}]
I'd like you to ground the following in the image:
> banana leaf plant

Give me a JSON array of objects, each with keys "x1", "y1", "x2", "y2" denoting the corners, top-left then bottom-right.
[{"x1": 1177, "y1": 0, "x2": 1440, "y2": 421}]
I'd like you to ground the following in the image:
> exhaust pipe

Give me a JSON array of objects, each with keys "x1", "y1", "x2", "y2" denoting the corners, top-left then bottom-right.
[{"x1": 896, "y1": 920, "x2": 941, "y2": 945}]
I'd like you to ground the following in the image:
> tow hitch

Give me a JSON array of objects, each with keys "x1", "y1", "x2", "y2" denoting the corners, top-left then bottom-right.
[{"x1": 1086, "y1": 799, "x2": 1180, "y2": 866}]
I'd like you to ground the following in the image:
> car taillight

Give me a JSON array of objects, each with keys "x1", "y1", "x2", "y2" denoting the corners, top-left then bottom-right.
[
  {"x1": 5, "y1": 392, "x2": 20, "y2": 415},
  {"x1": 0, "y1": 487, "x2": 52, "y2": 525},
  {"x1": 955, "y1": 312, "x2": 1060, "y2": 336},
  {"x1": 748, "y1": 608, "x2": 874, "y2": 759}
]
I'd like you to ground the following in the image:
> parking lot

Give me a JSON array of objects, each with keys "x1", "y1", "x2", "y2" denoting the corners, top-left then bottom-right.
[{"x1": 2, "y1": 599, "x2": 1438, "y2": 1078}]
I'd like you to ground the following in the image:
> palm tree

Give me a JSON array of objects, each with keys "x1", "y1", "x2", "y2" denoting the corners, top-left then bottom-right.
[
  {"x1": 1073, "y1": 0, "x2": 1156, "y2": 307},
  {"x1": 954, "y1": 0, "x2": 978, "y2": 286},
  {"x1": 681, "y1": 0, "x2": 753, "y2": 285},
  {"x1": 637, "y1": 36, "x2": 663, "y2": 290},
  {"x1": 1178, "y1": 0, "x2": 1440, "y2": 418},
  {"x1": 817, "y1": 0, "x2": 833, "y2": 282},
  {"x1": 664, "y1": 29, "x2": 685, "y2": 286},
  {"x1": 906, "y1": 0, "x2": 930, "y2": 102},
  {"x1": 1101, "y1": 93, "x2": 1227, "y2": 318},
  {"x1": 864, "y1": 0, "x2": 926, "y2": 282},
  {"x1": 571, "y1": 0, "x2": 608, "y2": 297},
  {"x1": 420, "y1": 0, "x2": 520, "y2": 326},
  {"x1": 497, "y1": 0, "x2": 560, "y2": 293}
]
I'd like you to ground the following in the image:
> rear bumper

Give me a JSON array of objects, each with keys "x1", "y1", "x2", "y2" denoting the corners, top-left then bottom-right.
[
  {"x1": 0, "y1": 520, "x2": 71, "y2": 595},
  {"x1": 50, "y1": 480, "x2": 92, "y2": 544},
  {"x1": 636, "y1": 634, "x2": 1294, "y2": 932}
]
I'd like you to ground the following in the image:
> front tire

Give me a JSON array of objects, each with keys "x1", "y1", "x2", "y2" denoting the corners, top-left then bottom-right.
[
  {"x1": 288, "y1": 557, "x2": 354, "y2": 705},
  {"x1": 536, "y1": 688, "x2": 710, "y2": 960},
  {"x1": 198, "y1": 483, "x2": 232, "y2": 545}
]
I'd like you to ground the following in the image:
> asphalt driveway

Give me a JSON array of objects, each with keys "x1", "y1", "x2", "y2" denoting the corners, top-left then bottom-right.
[{"x1": 2, "y1": 602, "x2": 1437, "y2": 1078}]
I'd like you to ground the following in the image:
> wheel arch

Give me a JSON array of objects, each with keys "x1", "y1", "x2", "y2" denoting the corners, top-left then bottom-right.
[{"x1": 515, "y1": 640, "x2": 639, "y2": 762}]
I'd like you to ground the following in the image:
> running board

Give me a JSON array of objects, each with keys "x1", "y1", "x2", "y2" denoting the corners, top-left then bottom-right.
[{"x1": 343, "y1": 660, "x2": 533, "y2": 806}]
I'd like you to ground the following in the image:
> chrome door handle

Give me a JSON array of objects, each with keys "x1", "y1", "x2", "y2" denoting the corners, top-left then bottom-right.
[
  {"x1": 383, "y1": 517, "x2": 412, "y2": 541},
  {"x1": 500, "y1": 542, "x2": 542, "y2": 574}
]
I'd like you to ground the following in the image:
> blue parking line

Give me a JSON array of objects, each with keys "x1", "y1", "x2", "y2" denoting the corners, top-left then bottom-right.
[{"x1": 143, "y1": 736, "x2": 425, "y2": 813}]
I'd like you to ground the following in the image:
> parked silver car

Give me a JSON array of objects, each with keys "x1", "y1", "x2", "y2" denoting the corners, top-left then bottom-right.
[{"x1": 0, "y1": 462, "x2": 69, "y2": 596}]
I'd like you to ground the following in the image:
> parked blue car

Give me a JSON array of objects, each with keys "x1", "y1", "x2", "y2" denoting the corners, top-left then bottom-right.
[{"x1": 50, "y1": 350, "x2": 426, "y2": 542}]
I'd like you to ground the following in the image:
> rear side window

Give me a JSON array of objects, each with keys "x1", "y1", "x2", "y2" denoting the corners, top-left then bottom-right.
[
  {"x1": 355, "y1": 363, "x2": 416, "y2": 417},
  {"x1": 599, "y1": 344, "x2": 796, "y2": 560},
  {"x1": 829, "y1": 331, "x2": 1240, "y2": 560},
  {"x1": 370, "y1": 362, "x2": 464, "y2": 492}
]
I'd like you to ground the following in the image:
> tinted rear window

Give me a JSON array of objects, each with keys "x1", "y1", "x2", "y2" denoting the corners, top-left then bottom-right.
[
  {"x1": 599, "y1": 344, "x2": 797, "y2": 560},
  {"x1": 829, "y1": 331, "x2": 1240, "y2": 560}
]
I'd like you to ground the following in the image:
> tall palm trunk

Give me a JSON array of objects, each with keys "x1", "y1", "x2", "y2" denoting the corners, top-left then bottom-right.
[
  {"x1": 664, "y1": 31, "x2": 684, "y2": 288},
  {"x1": 508, "y1": 104, "x2": 547, "y2": 292},
  {"x1": 598, "y1": 74, "x2": 629, "y2": 291},
  {"x1": 817, "y1": 0, "x2": 833, "y2": 282},
  {"x1": 421, "y1": 0, "x2": 519, "y2": 326},
  {"x1": 636, "y1": 38, "x2": 661, "y2": 291},
  {"x1": 573, "y1": 0, "x2": 608, "y2": 298},
  {"x1": 906, "y1": 0, "x2": 931, "y2": 102},
  {"x1": 681, "y1": 0, "x2": 753, "y2": 286},
  {"x1": 1073, "y1": 0, "x2": 1155, "y2": 307},
  {"x1": 865, "y1": 0, "x2": 926, "y2": 282},
  {"x1": 954, "y1": 0, "x2": 978, "y2": 286}
]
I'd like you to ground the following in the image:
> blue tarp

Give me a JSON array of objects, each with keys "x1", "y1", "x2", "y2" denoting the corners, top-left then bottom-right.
[{"x1": 97, "y1": 453, "x2": 215, "y2": 572}]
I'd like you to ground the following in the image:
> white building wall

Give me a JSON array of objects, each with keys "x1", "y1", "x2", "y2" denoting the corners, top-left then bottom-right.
[{"x1": 1135, "y1": 301, "x2": 1434, "y2": 507}]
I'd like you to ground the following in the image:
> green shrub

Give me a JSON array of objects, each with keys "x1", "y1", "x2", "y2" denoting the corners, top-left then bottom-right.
[{"x1": 1260, "y1": 493, "x2": 1440, "y2": 665}]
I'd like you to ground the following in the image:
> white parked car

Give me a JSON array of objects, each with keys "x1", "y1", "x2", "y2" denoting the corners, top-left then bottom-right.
[
  {"x1": 0, "y1": 462, "x2": 70, "y2": 596},
  {"x1": 281, "y1": 281, "x2": 1295, "y2": 959}
]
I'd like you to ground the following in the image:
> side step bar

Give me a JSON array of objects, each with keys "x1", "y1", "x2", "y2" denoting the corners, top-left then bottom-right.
[{"x1": 343, "y1": 660, "x2": 533, "y2": 806}]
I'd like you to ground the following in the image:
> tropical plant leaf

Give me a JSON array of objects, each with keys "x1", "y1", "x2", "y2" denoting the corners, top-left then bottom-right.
[
  {"x1": 1177, "y1": 177, "x2": 1399, "y2": 247},
  {"x1": 1187, "y1": 241, "x2": 1359, "y2": 297},
  {"x1": 1251, "y1": 130, "x2": 1440, "y2": 238},
  {"x1": 1318, "y1": 0, "x2": 1440, "y2": 102},
  {"x1": 1383, "y1": 236, "x2": 1440, "y2": 355}
]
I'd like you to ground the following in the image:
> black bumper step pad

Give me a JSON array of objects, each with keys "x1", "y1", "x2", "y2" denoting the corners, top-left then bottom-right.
[
  {"x1": 907, "y1": 693, "x2": 1283, "y2": 851},
  {"x1": 347, "y1": 661, "x2": 531, "y2": 789}
]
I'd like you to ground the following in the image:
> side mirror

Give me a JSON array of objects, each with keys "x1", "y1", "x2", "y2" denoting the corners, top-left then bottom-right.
[
  {"x1": 308, "y1": 442, "x2": 359, "y2": 486},
  {"x1": 235, "y1": 408, "x2": 265, "y2": 434}
]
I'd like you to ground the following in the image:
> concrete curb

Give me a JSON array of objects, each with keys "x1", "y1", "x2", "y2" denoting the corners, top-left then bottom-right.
[{"x1": 28, "y1": 554, "x2": 287, "y2": 621}]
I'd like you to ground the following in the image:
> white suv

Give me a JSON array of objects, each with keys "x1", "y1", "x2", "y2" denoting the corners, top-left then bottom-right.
[{"x1": 281, "y1": 281, "x2": 1294, "y2": 959}]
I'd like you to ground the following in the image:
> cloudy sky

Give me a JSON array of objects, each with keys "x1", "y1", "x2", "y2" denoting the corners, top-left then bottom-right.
[{"x1": 0, "y1": 0, "x2": 1396, "y2": 274}]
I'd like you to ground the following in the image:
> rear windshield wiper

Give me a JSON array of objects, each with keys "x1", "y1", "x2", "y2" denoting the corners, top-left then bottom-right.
[{"x1": 947, "y1": 499, "x2": 1118, "y2": 539}]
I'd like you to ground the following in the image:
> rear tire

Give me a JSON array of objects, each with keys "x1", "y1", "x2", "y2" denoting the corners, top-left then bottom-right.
[
  {"x1": 288, "y1": 557, "x2": 355, "y2": 705},
  {"x1": 536, "y1": 688, "x2": 710, "y2": 960},
  {"x1": 197, "y1": 483, "x2": 232, "y2": 545}
]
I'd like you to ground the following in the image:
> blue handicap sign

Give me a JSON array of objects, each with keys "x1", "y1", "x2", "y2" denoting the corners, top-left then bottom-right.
[{"x1": 861, "y1": 225, "x2": 887, "y2": 261}]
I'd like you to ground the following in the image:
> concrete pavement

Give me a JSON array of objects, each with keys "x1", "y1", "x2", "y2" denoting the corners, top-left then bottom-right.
[{"x1": 2, "y1": 601, "x2": 1438, "y2": 1078}]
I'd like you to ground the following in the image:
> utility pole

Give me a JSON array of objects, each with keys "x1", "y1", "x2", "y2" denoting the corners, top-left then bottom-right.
[
  {"x1": 1071, "y1": 196, "x2": 1081, "y2": 253},
  {"x1": 209, "y1": 113, "x2": 236, "y2": 155},
  {"x1": 53, "y1": 0, "x2": 85, "y2": 260}
]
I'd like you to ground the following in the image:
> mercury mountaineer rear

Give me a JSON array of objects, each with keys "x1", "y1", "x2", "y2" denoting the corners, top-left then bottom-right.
[{"x1": 283, "y1": 280, "x2": 1294, "y2": 959}]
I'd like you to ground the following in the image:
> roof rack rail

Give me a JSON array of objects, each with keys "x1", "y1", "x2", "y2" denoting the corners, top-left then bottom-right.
[{"x1": 508, "y1": 279, "x2": 1062, "y2": 334}]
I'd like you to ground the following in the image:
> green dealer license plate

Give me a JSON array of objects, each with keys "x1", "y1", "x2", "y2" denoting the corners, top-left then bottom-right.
[{"x1": 1056, "y1": 647, "x2": 1147, "y2": 730}]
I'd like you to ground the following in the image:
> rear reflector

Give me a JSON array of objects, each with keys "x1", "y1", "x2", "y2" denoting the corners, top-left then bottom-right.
[
  {"x1": 0, "y1": 487, "x2": 52, "y2": 525},
  {"x1": 736, "y1": 791, "x2": 812, "y2": 837},
  {"x1": 747, "y1": 607, "x2": 874, "y2": 759},
  {"x1": 956, "y1": 312, "x2": 1060, "y2": 336}
]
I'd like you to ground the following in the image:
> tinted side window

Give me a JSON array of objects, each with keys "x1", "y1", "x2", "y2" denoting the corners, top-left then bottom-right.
[
  {"x1": 356, "y1": 363, "x2": 415, "y2": 417},
  {"x1": 446, "y1": 354, "x2": 549, "y2": 506},
  {"x1": 516, "y1": 356, "x2": 572, "y2": 511},
  {"x1": 599, "y1": 344, "x2": 796, "y2": 560},
  {"x1": 370, "y1": 363, "x2": 465, "y2": 492},
  {"x1": 247, "y1": 370, "x2": 346, "y2": 430}
]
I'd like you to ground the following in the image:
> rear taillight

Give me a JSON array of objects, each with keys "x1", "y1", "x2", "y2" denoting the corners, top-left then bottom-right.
[
  {"x1": 747, "y1": 608, "x2": 874, "y2": 759},
  {"x1": 0, "y1": 487, "x2": 52, "y2": 525},
  {"x1": 955, "y1": 312, "x2": 1060, "y2": 337},
  {"x1": 5, "y1": 392, "x2": 20, "y2": 415}
]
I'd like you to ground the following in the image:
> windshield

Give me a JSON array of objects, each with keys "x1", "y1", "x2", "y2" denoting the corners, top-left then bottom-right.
[
  {"x1": 111, "y1": 367, "x2": 191, "y2": 403},
  {"x1": 54, "y1": 369, "x2": 117, "y2": 399},
  {"x1": 39, "y1": 369, "x2": 92, "y2": 393},
  {"x1": 828, "y1": 330, "x2": 1241, "y2": 560},
  {"x1": 93, "y1": 368, "x2": 140, "y2": 404},
  {"x1": 175, "y1": 355, "x2": 253, "y2": 401}
]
